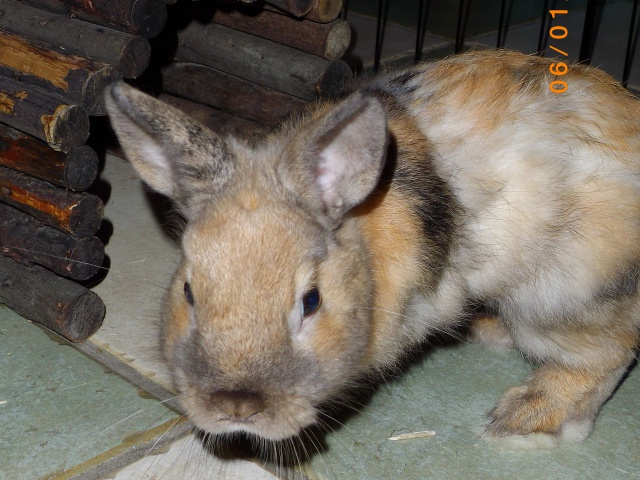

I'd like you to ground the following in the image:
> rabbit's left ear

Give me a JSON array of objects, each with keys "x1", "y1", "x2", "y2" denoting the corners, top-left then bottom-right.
[
  {"x1": 104, "y1": 82, "x2": 235, "y2": 219},
  {"x1": 282, "y1": 92, "x2": 389, "y2": 226}
]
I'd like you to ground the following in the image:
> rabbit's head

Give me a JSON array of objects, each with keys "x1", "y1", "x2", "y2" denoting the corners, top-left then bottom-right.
[{"x1": 105, "y1": 83, "x2": 389, "y2": 440}]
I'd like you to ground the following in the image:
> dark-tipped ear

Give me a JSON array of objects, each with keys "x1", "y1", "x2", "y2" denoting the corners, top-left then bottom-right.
[
  {"x1": 283, "y1": 92, "x2": 388, "y2": 226},
  {"x1": 104, "y1": 82, "x2": 234, "y2": 218}
]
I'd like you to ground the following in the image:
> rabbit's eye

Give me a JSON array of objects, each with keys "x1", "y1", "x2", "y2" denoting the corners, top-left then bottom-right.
[
  {"x1": 302, "y1": 287, "x2": 321, "y2": 317},
  {"x1": 184, "y1": 282, "x2": 194, "y2": 306}
]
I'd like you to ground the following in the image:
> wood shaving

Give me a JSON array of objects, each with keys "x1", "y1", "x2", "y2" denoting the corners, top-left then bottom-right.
[{"x1": 388, "y1": 430, "x2": 436, "y2": 441}]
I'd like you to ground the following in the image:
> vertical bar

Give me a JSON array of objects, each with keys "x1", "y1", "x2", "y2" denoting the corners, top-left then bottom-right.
[
  {"x1": 537, "y1": 0, "x2": 550, "y2": 54},
  {"x1": 415, "y1": 0, "x2": 431, "y2": 62},
  {"x1": 496, "y1": 0, "x2": 508, "y2": 48},
  {"x1": 374, "y1": 0, "x2": 384, "y2": 72},
  {"x1": 623, "y1": 0, "x2": 639, "y2": 87},
  {"x1": 415, "y1": 0, "x2": 425, "y2": 62},
  {"x1": 455, "y1": 0, "x2": 466, "y2": 53},
  {"x1": 579, "y1": 0, "x2": 605, "y2": 64}
]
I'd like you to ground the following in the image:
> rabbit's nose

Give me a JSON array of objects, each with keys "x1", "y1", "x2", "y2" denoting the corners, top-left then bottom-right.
[{"x1": 211, "y1": 390, "x2": 266, "y2": 421}]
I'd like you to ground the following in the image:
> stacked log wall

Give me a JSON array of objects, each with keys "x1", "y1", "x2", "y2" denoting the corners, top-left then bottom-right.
[
  {"x1": 0, "y1": 0, "x2": 352, "y2": 342},
  {"x1": 0, "y1": 0, "x2": 158, "y2": 341}
]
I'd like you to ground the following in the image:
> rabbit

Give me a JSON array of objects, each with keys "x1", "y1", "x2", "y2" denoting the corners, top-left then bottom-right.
[{"x1": 104, "y1": 49, "x2": 640, "y2": 445}]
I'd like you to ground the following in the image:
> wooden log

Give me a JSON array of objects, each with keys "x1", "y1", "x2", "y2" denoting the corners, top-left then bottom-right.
[
  {"x1": 0, "y1": 202, "x2": 104, "y2": 280},
  {"x1": 265, "y1": 0, "x2": 343, "y2": 23},
  {"x1": 15, "y1": 0, "x2": 167, "y2": 38},
  {"x1": 0, "y1": 77, "x2": 89, "y2": 153},
  {"x1": 175, "y1": 22, "x2": 353, "y2": 101},
  {"x1": 0, "y1": 254, "x2": 105, "y2": 342},
  {"x1": 14, "y1": 0, "x2": 67, "y2": 14},
  {"x1": 264, "y1": 0, "x2": 315, "y2": 17},
  {"x1": 0, "y1": 0, "x2": 151, "y2": 79},
  {"x1": 161, "y1": 62, "x2": 306, "y2": 125},
  {"x1": 0, "y1": 166, "x2": 103, "y2": 237},
  {"x1": 210, "y1": 8, "x2": 351, "y2": 61},
  {"x1": 0, "y1": 30, "x2": 122, "y2": 115},
  {"x1": 305, "y1": 0, "x2": 343, "y2": 23},
  {"x1": 0, "y1": 124, "x2": 98, "y2": 191},
  {"x1": 159, "y1": 94, "x2": 266, "y2": 140}
]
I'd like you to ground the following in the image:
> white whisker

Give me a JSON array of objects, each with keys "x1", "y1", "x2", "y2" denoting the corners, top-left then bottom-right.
[{"x1": 3, "y1": 246, "x2": 111, "y2": 270}]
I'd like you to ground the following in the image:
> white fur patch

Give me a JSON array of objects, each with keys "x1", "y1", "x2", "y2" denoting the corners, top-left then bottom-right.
[
  {"x1": 560, "y1": 420, "x2": 594, "y2": 442},
  {"x1": 487, "y1": 432, "x2": 559, "y2": 449}
]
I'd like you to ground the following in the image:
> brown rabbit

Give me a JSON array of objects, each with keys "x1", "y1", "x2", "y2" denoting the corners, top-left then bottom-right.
[{"x1": 105, "y1": 50, "x2": 640, "y2": 444}]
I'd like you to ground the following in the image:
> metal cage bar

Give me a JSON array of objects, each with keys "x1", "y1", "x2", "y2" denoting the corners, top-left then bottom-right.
[
  {"x1": 623, "y1": 0, "x2": 640, "y2": 87},
  {"x1": 357, "y1": 0, "x2": 637, "y2": 89}
]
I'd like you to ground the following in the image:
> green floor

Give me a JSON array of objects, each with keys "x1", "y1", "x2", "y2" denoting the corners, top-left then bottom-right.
[
  {"x1": 304, "y1": 342, "x2": 640, "y2": 479},
  {"x1": 0, "y1": 306, "x2": 186, "y2": 480}
]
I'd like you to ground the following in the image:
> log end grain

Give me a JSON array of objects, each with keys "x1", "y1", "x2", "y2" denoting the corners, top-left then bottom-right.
[
  {"x1": 306, "y1": 0, "x2": 344, "y2": 23},
  {"x1": 317, "y1": 59, "x2": 352, "y2": 99},
  {"x1": 41, "y1": 104, "x2": 90, "y2": 153},
  {"x1": 325, "y1": 19, "x2": 352, "y2": 61},
  {"x1": 59, "y1": 288, "x2": 105, "y2": 342},
  {"x1": 130, "y1": 0, "x2": 168, "y2": 38},
  {"x1": 68, "y1": 194, "x2": 104, "y2": 237},
  {"x1": 82, "y1": 66, "x2": 123, "y2": 115},
  {"x1": 67, "y1": 236, "x2": 105, "y2": 281},
  {"x1": 64, "y1": 146, "x2": 99, "y2": 191},
  {"x1": 120, "y1": 36, "x2": 152, "y2": 79}
]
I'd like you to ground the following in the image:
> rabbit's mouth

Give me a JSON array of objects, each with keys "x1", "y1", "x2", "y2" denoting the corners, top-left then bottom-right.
[{"x1": 180, "y1": 385, "x2": 318, "y2": 441}]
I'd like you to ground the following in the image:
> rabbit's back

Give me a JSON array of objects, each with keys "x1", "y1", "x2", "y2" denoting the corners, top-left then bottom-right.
[{"x1": 358, "y1": 50, "x2": 640, "y2": 365}]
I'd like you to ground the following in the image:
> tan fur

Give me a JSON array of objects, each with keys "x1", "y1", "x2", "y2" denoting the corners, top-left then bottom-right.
[
  {"x1": 468, "y1": 315, "x2": 514, "y2": 349},
  {"x1": 357, "y1": 189, "x2": 425, "y2": 366}
]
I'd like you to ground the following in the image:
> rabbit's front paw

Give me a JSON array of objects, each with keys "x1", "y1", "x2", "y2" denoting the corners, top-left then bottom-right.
[
  {"x1": 485, "y1": 359, "x2": 632, "y2": 444},
  {"x1": 487, "y1": 384, "x2": 567, "y2": 437}
]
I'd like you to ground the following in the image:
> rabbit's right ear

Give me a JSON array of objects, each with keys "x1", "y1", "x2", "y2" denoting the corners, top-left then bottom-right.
[
  {"x1": 104, "y1": 82, "x2": 234, "y2": 219},
  {"x1": 281, "y1": 92, "x2": 389, "y2": 227}
]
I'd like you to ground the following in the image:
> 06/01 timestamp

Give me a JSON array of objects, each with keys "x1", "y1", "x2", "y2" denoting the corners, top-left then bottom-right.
[{"x1": 548, "y1": 9, "x2": 569, "y2": 94}]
